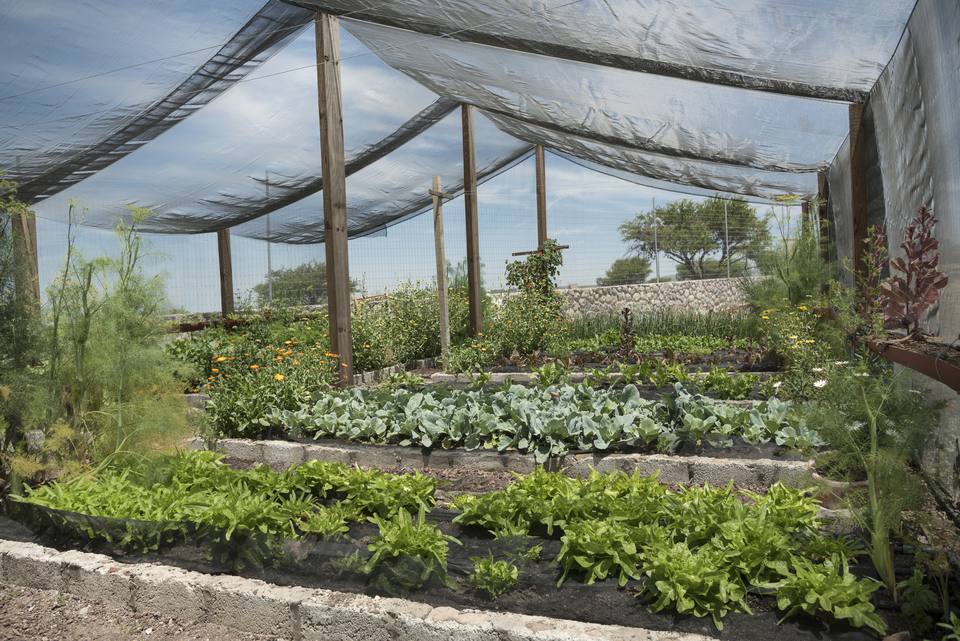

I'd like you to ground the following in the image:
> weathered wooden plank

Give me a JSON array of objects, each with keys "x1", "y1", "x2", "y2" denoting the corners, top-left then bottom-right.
[
  {"x1": 316, "y1": 11, "x2": 354, "y2": 385},
  {"x1": 535, "y1": 144, "x2": 547, "y2": 249},
  {"x1": 462, "y1": 104, "x2": 482, "y2": 335},
  {"x1": 431, "y1": 176, "x2": 450, "y2": 367},
  {"x1": 848, "y1": 102, "x2": 868, "y2": 276},
  {"x1": 216, "y1": 229, "x2": 234, "y2": 316}
]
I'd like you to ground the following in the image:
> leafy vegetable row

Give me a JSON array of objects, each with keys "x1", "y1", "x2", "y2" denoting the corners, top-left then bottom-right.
[
  {"x1": 453, "y1": 469, "x2": 885, "y2": 634},
  {"x1": 262, "y1": 383, "x2": 824, "y2": 462},
  {"x1": 16, "y1": 453, "x2": 885, "y2": 635}
]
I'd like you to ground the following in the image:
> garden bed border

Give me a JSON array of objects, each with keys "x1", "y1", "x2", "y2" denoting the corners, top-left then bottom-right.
[
  {"x1": 185, "y1": 437, "x2": 814, "y2": 488},
  {"x1": 0, "y1": 538, "x2": 713, "y2": 641}
]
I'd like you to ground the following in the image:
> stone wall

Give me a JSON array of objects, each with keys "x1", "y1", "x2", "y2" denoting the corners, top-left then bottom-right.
[{"x1": 557, "y1": 277, "x2": 749, "y2": 317}]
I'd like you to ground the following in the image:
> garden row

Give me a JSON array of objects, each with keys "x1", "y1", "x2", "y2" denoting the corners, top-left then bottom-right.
[
  {"x1": 218, "y1": 382, "x2": 821, "y2": 462},
  {"x1": 11, "y1": 451, "x2": 891, "y2": 636}
]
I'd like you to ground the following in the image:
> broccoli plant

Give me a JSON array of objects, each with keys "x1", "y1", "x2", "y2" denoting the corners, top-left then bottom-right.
[{"x1": 881, "y1": 207, "x2": 948, "y2": 337}]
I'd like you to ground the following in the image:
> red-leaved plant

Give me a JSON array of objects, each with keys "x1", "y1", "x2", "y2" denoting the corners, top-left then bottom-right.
[{"x1": 880, "y1": 206, "x2": 948, "y2": 336}]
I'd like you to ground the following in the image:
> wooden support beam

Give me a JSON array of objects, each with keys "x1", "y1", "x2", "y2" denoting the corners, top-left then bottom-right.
[
  {"x1": 816, "y1": 170, "x2": 832, "y2": 263},
  {"x1": 315, "y1": 11, "x2": 353, "y2": 385},
  {"x1": 430, "y1": 176, "x2": 451, "y2": 368},
  {"x1": 216, "y1": 229, "x2": 234, "y2": 316},
  {"x1": 511, "y1": 245, "x2": 569, "y2": 257},
  {"x1": 535, "y1": 144, "x2": 547, "y2": 249},
  {"x1": 461, "y1": 104, "x2": 483, "y2": 335},
  {"x1": 11, "y1": 210, "x2": 40, "y2": 305},
  {"x1": 848, "y1": 102, "x2": 868, "y2": 277}
]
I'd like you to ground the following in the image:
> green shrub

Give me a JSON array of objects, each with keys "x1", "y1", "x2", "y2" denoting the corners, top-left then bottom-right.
[{"x1": 364, "y1": 508, "x2": 460, "y2": 592}]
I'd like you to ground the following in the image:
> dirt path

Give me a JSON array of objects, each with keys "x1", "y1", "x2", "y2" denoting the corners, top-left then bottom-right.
[{"x1": 0, "y1": 584, "x2": 289, "y2": 641}]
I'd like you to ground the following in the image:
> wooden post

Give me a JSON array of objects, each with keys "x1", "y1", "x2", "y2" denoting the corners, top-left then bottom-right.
[
  {"x1": 11, "y1": 210, "x2": 40, "y2": 304},
  {"x1": 817, "y1": 170, "x2": 832, "y2": 263},
  {"x1": 848, "y1": 102, "x2": 868, "y2": 276},
  {"x1": 462, "y1": 104, "x2": 482, "y2": 335},
  {"x1": 535, "y1": 144, "x2": 547, "y2": 249},
  {"x1": 216, "y1": 229, "x2": 234, "y2": 316},
  {"x1": 431, "y1": 176, "x2": 451, "y2": 368},
  {"x1": 315, "y1": 11, "x2": 353, "y2": 386}
]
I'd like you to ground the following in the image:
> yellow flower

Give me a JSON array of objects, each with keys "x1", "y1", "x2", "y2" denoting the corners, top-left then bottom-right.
[
  {"x1": 249, "y1": 364, "x2": 260, "y2": 370},
  {"x1": 324, "y1": 351, "x2": 338, "y2": 358},
  {"x1": 797, "y1": 305, "x2": 808, "y2": 311},
  {"x1": 274, "y1": 373, "x2": 285, "y2": 382},
  {"x1": 211, "y1": 368, "x2": 220, "y2": 374},
  {"x1": 761, "y1": 315, "x2": 769, "y2": 320},
  {"x1": 284, "y1": 340, "x2": 293, "y2": 345},
  {"x1": 787, "y1": 335, "x2": 798, "y2": 340},
  {"x1": 215, "y1": 356, "x2": 227, "y2": 363}
]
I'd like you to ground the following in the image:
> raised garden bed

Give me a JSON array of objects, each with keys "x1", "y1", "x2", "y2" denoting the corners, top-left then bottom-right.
[
  {"x1": 1, "y1": 453, "x2": 898, "y2": 639},
  {"x1": 866, "y1": 337, "x2": 960, "y2": 394}
]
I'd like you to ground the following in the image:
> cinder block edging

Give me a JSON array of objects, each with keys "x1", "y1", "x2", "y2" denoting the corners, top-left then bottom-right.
[
  {"x1": 0, "y1": 539, "x2": 714, "y2": 641},
  {"x1": 186, "y1": 437, "x2": 814, "y2": 488}
]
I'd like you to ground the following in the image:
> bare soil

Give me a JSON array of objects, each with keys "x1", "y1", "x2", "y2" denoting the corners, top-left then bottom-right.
[{"x1": 0, "y1": 583, "x2": 289, "y2": 641}]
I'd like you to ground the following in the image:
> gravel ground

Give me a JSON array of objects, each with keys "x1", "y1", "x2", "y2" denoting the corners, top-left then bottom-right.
[{"x1": 0, "y1": 584, "x2": 289, "y2": 641}]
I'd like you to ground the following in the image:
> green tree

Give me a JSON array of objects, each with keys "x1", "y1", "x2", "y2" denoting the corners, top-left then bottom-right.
[
  {"x1": 253, "y1": 261, "x2": 355, "y2": 308},
  {"x1": 619, "y1": 197, "x2": 769, "y2": 279},
  {"x1": 597, "y1": 256, "x2": 651, "y2": 286}
]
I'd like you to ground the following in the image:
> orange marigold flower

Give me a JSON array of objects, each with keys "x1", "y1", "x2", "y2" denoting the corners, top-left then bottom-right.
[
  {"x1": 249, "y1": 364, "x2": 260, "y2": 370},
  {"x1": 325, "y1": 352, "x2": 338, "y2": 358},
  {"x1": 211, "y1": 368, "x2": 220, "y2": 374},
  {"x1": 214, "y1": 356, "x2": 228, "y2": 363}
]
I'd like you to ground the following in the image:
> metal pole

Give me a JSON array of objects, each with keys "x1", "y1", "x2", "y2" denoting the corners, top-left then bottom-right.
[
  {"x1": 723, "y1": 198, "x2": 731, "y2": 278},
  {"x1": 265, "y1": 171, "x2": 273, "y2": 305},
  {"x1": 652, "y1": 197, "x2": 660, "y2": 283}
]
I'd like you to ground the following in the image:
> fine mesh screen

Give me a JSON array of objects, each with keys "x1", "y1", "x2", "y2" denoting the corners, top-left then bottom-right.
[
  {"x1": 298, "y1": 0, "x2": 915, "y2": 100},
  {"x1": 0, "y1": 0, "x2": 313, "y2": 202}
]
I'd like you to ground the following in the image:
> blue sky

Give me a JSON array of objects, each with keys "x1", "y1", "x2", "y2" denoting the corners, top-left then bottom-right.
[{"x1": 7, "y1": 1, "x2": 801, "y2": 312}]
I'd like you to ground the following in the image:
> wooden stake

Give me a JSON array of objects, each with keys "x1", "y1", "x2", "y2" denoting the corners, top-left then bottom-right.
[
  {"x1": 216, "y1": 229, "x2": 234, "y2": 316},
  {"x1": 462, "y1": 104, "x2": 482, "y2": 335},
  {"x1": 11, "y1": 211, "x2": 40, "y2": 305},
  {"x1": 848, "y1": 102, "x2": 868, "y2": 277},
  {"x1": 431, "y1": 176, "x2": 450, "y2": 368},
  {"x1": 535, "y1": 144, "x2": 547, "y2": 249},
  {"x1": 316, "y1": 11, "x2": 353, "y2": 385}
]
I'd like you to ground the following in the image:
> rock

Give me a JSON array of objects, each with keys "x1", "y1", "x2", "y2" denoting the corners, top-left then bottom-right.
[{"x1": 25, "y1": 429, "x2": 44, "y2": 453}]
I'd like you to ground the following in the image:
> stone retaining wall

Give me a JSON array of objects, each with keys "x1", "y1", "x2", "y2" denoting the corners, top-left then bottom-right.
[
  {"x1": 187, "y1": 437, "x2": 813, "y2": 488},
  {"x1": 557, "y1": 277, "x2": 749, "y2": 317},
  {"x1": 0, "y1": 539, "x2": 717, "y2": 641}
]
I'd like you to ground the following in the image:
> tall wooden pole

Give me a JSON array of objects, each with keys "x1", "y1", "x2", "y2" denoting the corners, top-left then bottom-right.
[
  {"x1": 216, "y1": 229, "x2": 234, "y2": 316},
  {"x1": 535, "y1": 144, "x2": 547, "y2": 249},
  {"x1": 315, "y1": 11, "x2": 353, "y2": 385},
  {"x1": 462, "y1": 104, "x2": 482, "y2": 335},
  {"x1": 12, "y1": 211, "x2": 40, "y2": 305},
  {"x1": 431, "y1": 176, "x2": 451, "y2": 368},
  {"x1": 848, "y1": 102, "x2": 868, "y2": 277},
  {"x1": 817, "y1": 169, "x2": 832, "y2": 263}
]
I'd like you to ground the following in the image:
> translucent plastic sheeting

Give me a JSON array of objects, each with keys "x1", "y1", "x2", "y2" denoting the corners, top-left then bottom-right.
[
  {"x1": 554, "y1": 154, "x2": 784, "y2": 207},
  {"x1": 233, "y1": 110, "x2": 534, "y2": 243},
  {"x1": 862, "y1": 0, "x2": 960, "y2": 340},
  {"x1": 30, "y1": 26, "x2": 444, "y2": 235},
  {"x1": 342, "y1": 19, "x2": 851, "y2": 198},
  {"x1": 485, "y1": 112, "x2": 819, "y2": 201},
  {"x1": 0, "y1": 0, "x2": 311, "y2": 201},
  {"x1": 299, "y1": 0, "x2": 916, "y2": 101}
]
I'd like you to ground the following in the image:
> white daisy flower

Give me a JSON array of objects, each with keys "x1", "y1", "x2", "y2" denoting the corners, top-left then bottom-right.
[
  {"x1": 833, "y1": 361, "x2": 849, "y2": 366},
  {"x1": 772, "y1": 381, "x2": 783, "y2": 389},
  {"x1": 813, "y1": 379, "x2": 827, "y2": 388},
  {"x1": 811, "y1": 367, "x2": 824, "y2": 373}
]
